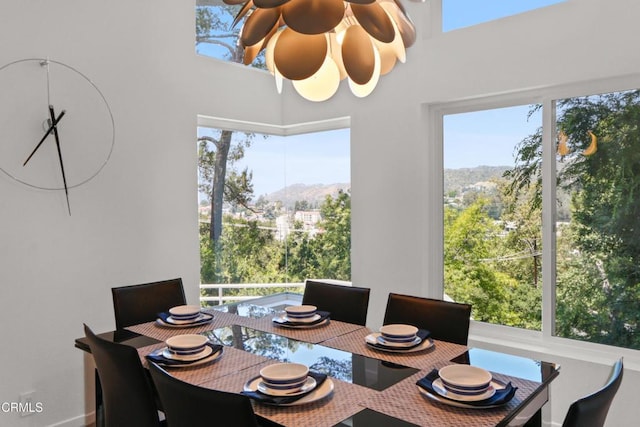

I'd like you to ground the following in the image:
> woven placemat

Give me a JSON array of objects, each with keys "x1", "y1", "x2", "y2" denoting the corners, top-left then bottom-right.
[
  {"x1": 321, "y1": 328, "x2": 468, "y2": 370},
  {"x1": 125, "y1": 310, "x2": 240, "y2": 342},
  {"x1": 249, "y1": 316, "x2": 365, "y2": 344},
  {"x1": 199, "y1": 361, "x2": 375, "y2": 427},
  {"x1": 363, "y1": 362, "x2": 542, "y2": 427},
  {"x1": 137, "y1": 343, "x2": 270, "y2": 386}
]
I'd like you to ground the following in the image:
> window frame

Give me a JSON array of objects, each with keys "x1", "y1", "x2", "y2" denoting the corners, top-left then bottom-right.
[
  {"x1": 431, "y1": 72, "x2": 640, "y2": 361},
  {"x1": 196, "y1": 114, "x2": 352, "y2": 290}
]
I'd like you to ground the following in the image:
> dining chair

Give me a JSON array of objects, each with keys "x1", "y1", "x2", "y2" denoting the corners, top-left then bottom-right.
[
  {"x1": 147, "y1": 362, "x2": 280, "y2": 427},
  {"x1": 561, "y1": 358, "x2": 624, "y2": 427},
  {"x1": 111, "y1": 277, "x2": 186, "y2": 329},
  {"x1": 83, "y1": 324, "x2": 164, "y2": 427},
  {"x1": 382, "y1": 293, "x2": 472, "y2": 345},
  {"x1": 302, "y1": 279, "x2": 371, "y2": 325}
]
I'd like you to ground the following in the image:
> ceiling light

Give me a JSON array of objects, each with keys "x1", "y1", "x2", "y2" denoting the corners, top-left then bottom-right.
[{"x1": 225, "y1": 0, "x2": 417, "y2": 102}]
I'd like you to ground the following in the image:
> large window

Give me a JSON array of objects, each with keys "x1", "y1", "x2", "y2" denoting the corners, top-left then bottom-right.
[
  {"x1": 443, "y1": 105, "x2": 543, "y2": 331},
  {"x1": 197, "y1": 127, "x2": 351, "y2": 303},
  {"x1": 442, "y1": 87, "x2": 640, "y2": 350}
]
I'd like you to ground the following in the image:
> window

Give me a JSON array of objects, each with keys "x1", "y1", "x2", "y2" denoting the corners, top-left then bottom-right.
[
  {"x1": 441, "y1": 87, "x2": 640, "y2": 350},
  {"x1": 443, "y1": 105, "x2": 543, "y2": 331},
  {"x1": 195, "y1": 0, "x2": 265, "y2": 68},
  {"x1": 197, "y1": 127, "x2": 351, "y2": 304},
  {"x1": 552, "y1": 90, "x2": 640, "y2": 349},
  {"x1": 442, "y1": 0, "x2": 566, "y2": 32}
]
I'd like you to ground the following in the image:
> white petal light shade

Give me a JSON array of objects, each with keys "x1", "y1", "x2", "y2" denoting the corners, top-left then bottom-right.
[{"x1": 225, "y1": 0, "x2": 416, "y2": 102}]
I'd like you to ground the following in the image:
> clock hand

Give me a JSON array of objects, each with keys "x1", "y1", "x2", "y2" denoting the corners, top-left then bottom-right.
[
  {"x1": 50, "y1": 106, "x2": 71, "y2": 216},
  {"x1": 23, "y1": 105, "x2": 65, "y2": 166}
]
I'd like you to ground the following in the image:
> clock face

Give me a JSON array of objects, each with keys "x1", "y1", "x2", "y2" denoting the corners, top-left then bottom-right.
[{"x1": 0, "y1": 58, "x2": 114, "y2": 190}]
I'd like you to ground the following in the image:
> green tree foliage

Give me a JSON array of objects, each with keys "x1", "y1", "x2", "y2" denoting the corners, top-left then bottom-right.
[
  {"x1": 312, "y1": 190, "x2": 351, "y2": 280},
  {"x1": 444, "y1": 199, "x2": 541, "y2": 329},
  {"x1": 199, "y1": 191, "x2": 352, "y2": 302},
  {"x1": 507, "y1": 90, "x2": 640, "y2": 348}
]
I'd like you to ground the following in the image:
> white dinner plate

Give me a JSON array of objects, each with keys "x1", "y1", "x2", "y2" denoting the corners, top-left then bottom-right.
[
  {"x1": 156, "y1": 312, "x2": 214, "y2": 328},
  {"x1": 282, "y1": 313, "x2": 321, "y2": 324},
  {"x1": 257, "y1": 376, "x2": 317, "y2": 397},
  {"x1": 272, "y1": 316, "x2": 329, "y2": 329},
  {"x1": 165, "y1": 312, "x2": 213, "y2": 325},
  {"x1": 365, "y1": 333, "x2": 434, "y2": 353},
  {"x1": 417, "y1": 379, "x2": 507, "y2": 409},
  {"x1": 377, "y1": 334, "x2": 422, "y2": 348},
  {"x1": 150, "y1": 348, "x2": 223, "y2": 368},
  {"x1": 431, "y1": 378, "x2": 495, "y2": 402},
  {"x1": 162, "y1": 345, "x2": 213, "y2": 361},
  {"x1": 244, "y1": 376, "x2": 334, "y2": 406}
]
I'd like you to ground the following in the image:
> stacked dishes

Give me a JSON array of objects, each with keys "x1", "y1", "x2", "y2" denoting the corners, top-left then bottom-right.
[
  {"x1": 164, "y1": 334, "x2": 210, "y2": 361},
  {"x1": 436, "y1": 365, "x2": 495, "y2": 401},
  {"x1": 147, "y1": 333, "x2": 223, "y2": 367},
  {"x1": 283, "y1": 305, "x2": 319, "y2": 323},
  {"x1": 157, "y1": 304, "x2": 214, "y2": 328},
  {"x1": 365, "y1": 323, "x2": 433, "y2": 353},
  {"x1": 257, "y1": 363, "x2": 316, "y2": 396},
  {"x1": 169, "y1": 305, "x2": 201, "y2": 322},
  {"x1": 379, "y1": 324, "x2": 419, "y2": 345},
  {"x1": 377, "y1": 324, "x2": 422, "y2": 348},
  {"x1": 272, "y1": 304, "x2": 330, "y2": 329}
]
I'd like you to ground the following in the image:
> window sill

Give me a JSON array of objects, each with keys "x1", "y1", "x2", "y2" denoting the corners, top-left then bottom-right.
[{"x1": 468, "y1": 320, "x2": 640, "y2": 371}]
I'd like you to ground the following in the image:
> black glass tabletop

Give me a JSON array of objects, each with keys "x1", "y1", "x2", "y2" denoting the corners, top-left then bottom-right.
[
  {"x1": 450, "y1": 347, "x2": 559, "y2": 383},
  {"x1": 203, "y1": 325, "x2": 419, "y2": 391}
]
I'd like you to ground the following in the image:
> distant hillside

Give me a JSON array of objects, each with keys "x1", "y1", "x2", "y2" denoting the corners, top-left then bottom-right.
[
  {"x1": 261, "y1": 183, "x2": 350, "y2": 208},
  {"x1": 445, "y1": 166, "x2": 510, "y2": 193}
]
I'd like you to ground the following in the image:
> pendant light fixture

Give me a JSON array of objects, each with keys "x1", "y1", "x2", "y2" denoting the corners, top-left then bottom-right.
[{"x1": 224, "y1": 0, "x2": 417, "y2": 102}]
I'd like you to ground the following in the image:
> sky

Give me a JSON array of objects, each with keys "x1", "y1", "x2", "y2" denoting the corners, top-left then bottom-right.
[
  {"x1": 442, "y1": 0, "x2": 565, "y2": 32},
  {"x1": 233, "y1": 129, "x2": 351, "y2": 197},
  {"x1": 444, "y1": 105, "x2": 542, "y2": 169},
  {"x1": 197, "y1": 0, "x2": 561, "y2": 196}
]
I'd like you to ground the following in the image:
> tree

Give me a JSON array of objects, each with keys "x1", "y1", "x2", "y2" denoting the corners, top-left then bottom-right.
[
  {"x1": 198, "y1": 130, "x2": 255, "y2": 242},
  {"x1": 444, "y1": 198, "x2": 541, "y2": 329},
  {"x1": 312, "y1": 190, "x2": 351, "y2": 280},
  {"x1": 506, "y1": 90, "x2": 640, "y2": 348},
  {"x1": 196, "y1": 5, "x2": 267, "y2": 244}
]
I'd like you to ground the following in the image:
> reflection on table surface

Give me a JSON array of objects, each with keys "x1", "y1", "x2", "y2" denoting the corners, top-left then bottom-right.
[
  {"x1": 333, "y1": 409, "x2": 420, "y2": 427},
  {"x1": 203, "y1": 325, "x2": 419, "y2": 391},
  {"x1": 212, "y1": 293, "x2": 303, "y2": 319},
  {"x1": 74, "y1": 329, "x2": 161, "y2": 352},
  {"x1": 450, "y1": 347, "x2": 559, "y2": 383}
]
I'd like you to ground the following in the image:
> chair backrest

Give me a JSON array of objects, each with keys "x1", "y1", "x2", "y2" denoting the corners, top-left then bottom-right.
[
  {"x1": 562, "y1": 358, "x2": 624, "y2": 427},
  {"x1": 302, "y1": 279, "x2": 371, "y2": 325},
  {"x1": 112, "y1": 278, "x2": 186, "y2": 329},
  {"x1": 383, "y1": 293, "x2": 472, "y2": 345},
  {"x1": 83, "y1": 324, "x2": 161, "y2": 427},
  {"x1": 147, "y1": 362, "x2": 260, "y2": 427}
]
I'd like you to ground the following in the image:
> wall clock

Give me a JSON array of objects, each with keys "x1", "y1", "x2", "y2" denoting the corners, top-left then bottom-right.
[{"x1": 0, "y1": 58, "x2": 115, "y2": 215}]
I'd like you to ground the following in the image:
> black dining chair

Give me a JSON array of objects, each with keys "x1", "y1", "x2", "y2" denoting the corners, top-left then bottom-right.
[
  {"x1": 382, "y1": 293, "x2": 472, "y2": 345},
  {"x1": 147, "y1": 362, "x2": 280, "y2": 427},
  {"x1": 84, "y1": 324, "x2": 164, "y2": 427},
  {"x1": 302, "y1": 279, "x2": 371, "y2": 325},
  {"x1": 111, "y1": 278, "x2": 186, "y2": 329},
  {"x1": 562, "y1": 358, "x2": 624, "y2": 427}
]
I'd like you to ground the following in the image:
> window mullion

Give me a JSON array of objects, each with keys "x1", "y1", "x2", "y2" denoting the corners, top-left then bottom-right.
[{"x1": 541, "y1": 98, "x2": 557, "y2": 339}]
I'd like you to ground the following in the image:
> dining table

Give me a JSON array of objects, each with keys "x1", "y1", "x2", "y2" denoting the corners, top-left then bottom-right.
[{"x1": 75, "y1": 292, "x2": 559, "y2": 427}]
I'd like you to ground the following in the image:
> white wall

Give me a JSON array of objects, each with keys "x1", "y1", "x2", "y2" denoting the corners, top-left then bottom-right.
[{"x1": 0, "y1": 0, "x2": 638, "y2": 426}]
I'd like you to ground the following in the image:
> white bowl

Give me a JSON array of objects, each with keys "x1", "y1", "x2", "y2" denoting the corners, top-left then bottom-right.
[
  {"x1": 438, "y1": 365, "x2": 492, "y2": 393},
  {"x1": 380, "y1": 324, "x2": 418, "y2": 340},
  {"x1": 169, "y1": 305, "x2": 201, "y2": 319},
  {"x1": 260, "y1": 363, "x2": 309, "y2": 386},
  {"x1": 285, "y1": 305, "x2": 317, "y2": 318},
  {"x1": 166, "y1": 334, "x2": 208, "y2": 353}
]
